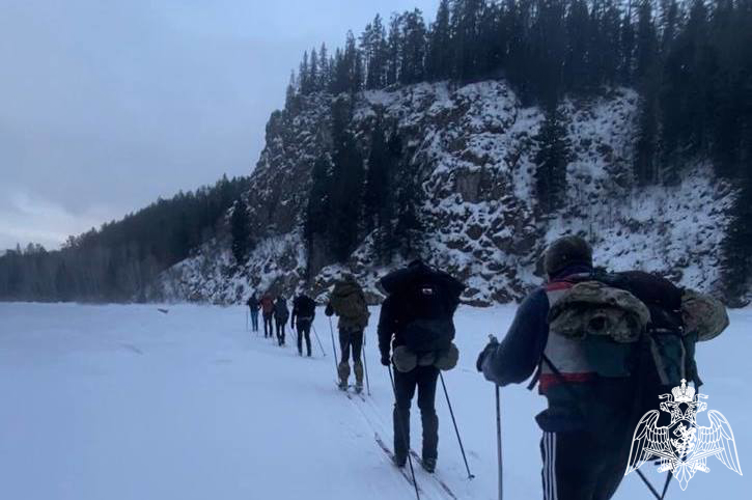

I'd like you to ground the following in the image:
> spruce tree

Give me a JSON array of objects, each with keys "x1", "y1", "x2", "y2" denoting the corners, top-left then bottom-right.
[
  {"x1": 400, "y1": 10, "x2": 427, "y2": 84},
  {"x1": 231, "y1": 199, "x2": 252, "y2": 265},
  {"x1": 534, "y1": 105, "x2": 571, "y2": 213},
  {"x1": 305, "y1": 154, "x2": 333, "y2": 258},
  {"x1": 426, "y1": 0, "x2": 452, "y2": 81},
  {"x1": 309, "y1": 47, "x2": 319, "y2": 92},
  {"x1": 328, "y1": 97, "x2": 365, "y2": 262},
  {"x1": 299, "y1": 50, "x2": 310, "y2": 94},
  {"x1": 386, "y1": 14, "x2": 402, "y2": 86}
]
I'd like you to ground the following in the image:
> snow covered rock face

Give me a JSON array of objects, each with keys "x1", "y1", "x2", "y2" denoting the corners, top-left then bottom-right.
[{"x1": 149, "y1": 81, "x2": 731, "y2": 305}]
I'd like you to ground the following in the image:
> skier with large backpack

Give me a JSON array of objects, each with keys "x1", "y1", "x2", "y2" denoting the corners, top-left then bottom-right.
[
  {"x1": 378, "y1": 260, "x2": 465, "y2": 473},
  {"x1": 260, "y1": 293, "x2": 275, "y2": 339},
  {"x1": 292, "y1": 292, "x2": 317, "y2": 357},
  {"x1": 274, "y1": 295, "x2": 290, "y2": 346},
  {"x1": 325, "y1": 275, "x2": 370, "y2": 392},
  {"x1": 476, "y1": 235, "x2": 729, "y2": 500},
  {"x1": 246, "y1": 293, "x2": 260, "y2": 333}
]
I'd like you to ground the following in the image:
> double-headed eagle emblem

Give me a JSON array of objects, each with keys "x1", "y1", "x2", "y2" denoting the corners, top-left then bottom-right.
[{"x1": 625, "y1": 379, "x2": 743, "y2": 490}]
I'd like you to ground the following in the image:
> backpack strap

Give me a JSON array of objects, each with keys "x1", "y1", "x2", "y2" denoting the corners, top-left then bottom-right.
[{"x1": 526, "y1": 364, "x2": 542, "y2": 391}]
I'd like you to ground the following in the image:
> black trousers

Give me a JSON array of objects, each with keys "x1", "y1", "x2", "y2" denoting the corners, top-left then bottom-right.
[
  {"x1": 393, "y1": 365, "x2": 440, "y2": 462},
  {"x1": 540, "y1": 426, "x2": 631, "y2": 500},
  {"x1": 249, "y1": 308, "x2": 259, "y2": 331},
  {"x1": 263, "y1": 313, "x2": 274, "y2": 338},
  {"x1": 276, "y1": 317, "x2": 287, "y2": 344},
  {"x1": 338, "y1": 329, "x2": 363, "y2": 365},
  {"x1": 296, "y1": 319, "x2": 312, "y2": 356}
]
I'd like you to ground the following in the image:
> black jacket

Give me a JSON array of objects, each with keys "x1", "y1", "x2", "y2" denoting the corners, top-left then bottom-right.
[
  {"x1": 246, "y1": 295, "x2": 259, "y2": 310},
  {"x1": 377, "y1": 261, "x2": 464, "y2": 359},
  {"x1": 292, "y1": 295, "x2": 316, "y2": 325}
]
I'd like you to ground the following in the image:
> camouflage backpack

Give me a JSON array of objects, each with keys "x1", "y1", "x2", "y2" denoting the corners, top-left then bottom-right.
[
  {"x1": 547, "y1": 272, "x2": 728, "y2": 391},
  {"x1": 549, "y1": 281, "x2": 650, "y2": 343},
  {"x1": 681, "y1": 289, "x2": 729, "y2": 342},
  {"x1": 330, "y1": 280, "x2": 370, "y2": 330}
]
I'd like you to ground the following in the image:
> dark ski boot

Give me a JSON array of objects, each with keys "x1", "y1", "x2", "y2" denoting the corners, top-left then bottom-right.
[
  {"x1": 421, "y1": 457, "x2": 436, "y2": 473},
  {"x1": 393, "y1": 454, "x2": 407, "y2": 468}
]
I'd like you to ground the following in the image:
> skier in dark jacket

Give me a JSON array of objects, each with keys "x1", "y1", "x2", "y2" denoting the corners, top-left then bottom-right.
[
  {"x1": 292, "y1": 293, "x2": 317, "y2": 357},
  {"x1": 476, "y1": 236, "x2": 642, "y2": 500},
  {"x1": 274, "y1": 296, "x2": 290, "y2": 346},
  {"x1": 246, "y1": 293, "x2": 260, "y2": 333},
  {"x1": 378, "y1": 260, "x2": 465, "y2": 474},
  {"x1": 326, "y1": 275, "x2": 370, "y2": 391},
  {"x1": 260, "y1": 293, "x2": 275, "y2": 338}
]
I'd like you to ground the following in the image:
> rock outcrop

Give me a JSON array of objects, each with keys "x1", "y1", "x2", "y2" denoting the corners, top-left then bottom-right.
[{"x1": 147, "y1": 81, "x2": 732, "y2": 305}]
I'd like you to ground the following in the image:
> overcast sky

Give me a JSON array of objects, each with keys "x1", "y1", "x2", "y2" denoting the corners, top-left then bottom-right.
[{"x1": 0, "y1": 0, "x2": 437, "y2": 250}]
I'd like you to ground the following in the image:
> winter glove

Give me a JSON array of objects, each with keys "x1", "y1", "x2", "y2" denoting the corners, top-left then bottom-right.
[
  {"x1": 381, "y1": 354, "x2": 391, "y2": 366},
  {"x1": 476, "y1": 336, "x2": 499, "y2": 372}
]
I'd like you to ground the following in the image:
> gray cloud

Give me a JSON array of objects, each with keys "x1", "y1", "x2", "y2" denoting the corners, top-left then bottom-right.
[{"x1": 0, "y1": 0, "x2": 437, "y2": 250}]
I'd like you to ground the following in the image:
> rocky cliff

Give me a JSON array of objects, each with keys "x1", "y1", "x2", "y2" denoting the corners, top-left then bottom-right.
[{"x1": 147, "y1": 80, "x2": 732, "y2": 305}]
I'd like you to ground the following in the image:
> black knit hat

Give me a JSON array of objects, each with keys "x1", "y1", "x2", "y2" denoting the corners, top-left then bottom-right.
[{"x1": 544, "y1": 236, "x2": 593, "y2": 276}]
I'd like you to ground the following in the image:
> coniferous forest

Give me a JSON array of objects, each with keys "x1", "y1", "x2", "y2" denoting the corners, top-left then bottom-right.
[
  {"x1": 290, "y1": 0, "x2": 752, "y2": 301},
  {"x1": 0, "y1": 176, "x2": 249, "y2": 302},
  {"x1": 2, "y1": 0, "x2": 752, "y2": 303}
]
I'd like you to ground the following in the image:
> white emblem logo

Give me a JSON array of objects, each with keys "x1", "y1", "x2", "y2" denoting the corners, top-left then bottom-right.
[{"x1": 625, "y1": 379, "x2": 743, "y2": 490}]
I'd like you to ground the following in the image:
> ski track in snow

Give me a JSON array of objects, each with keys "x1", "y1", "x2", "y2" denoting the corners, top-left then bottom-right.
[{"x1": 0, "y1": 303, "x2": 749, "y2": 499}]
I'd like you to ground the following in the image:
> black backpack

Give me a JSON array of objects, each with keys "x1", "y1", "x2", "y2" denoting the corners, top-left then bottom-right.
[
  {"x1": 275, "y1": 298, "x2": 289, "y2": 320},
  {"x1": 383, "y1": 262, "x2": 465, "y2": 354},
  {"x1": 296, "y1": 296, "x2": 316, "y2": 317}
]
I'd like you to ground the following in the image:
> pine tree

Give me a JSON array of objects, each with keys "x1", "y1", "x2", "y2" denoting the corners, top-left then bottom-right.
[
  {"x1": 400, "y1": 9, "x2": 427, "y2": 84},
  {"x1": 451, "y1": 0, "x2": 484, "y2": 81},
  {"x1": 722, "y1": 172, "x2": 752, "y2": 301},
  {"x1": 386, "y1": 14, "x2": 402, "y2": 86},
  {"x1": 393, "y1": 166, "x2": 424, "y2": 260},
  {"x1": 305, "y1": 154, "x2": 333, "y2": 256},
  {"x1": 534, "y1": 105, "x2": 571, "y2": 213},
  {"x1": 299, "y1": 50, "x2": 310, "y2": 94},
  {"x1": 564, "y1": 0, "x2": 591, "y2": 92},
  {"x1": 309, "y1": 48, "x2": 319, "y2": 92},
  {"x1": 362, "y1": 15, "x2": 387, "y2": 90},
  {"x1": 633, "y1": 0, "x2": 661, "y2": 185},
  {"x1": 328, "y1": 97, "x2": 365, "y2": 262},
  {"x1": 619, "y1": 5, "x2": 636, "y2": 84},
  {"x1": 231, "y1": 199, "x2": 251, "y2": 265},
  {"x1": 426, "y1": 0, "x2": 452, "y2": 81},
  {"x1": 319, "y1": 43, "x2": 330, "y2": 91},
  {"x1": 364, "y1": 120, "x2": 390, "y2": 232},
  {"x1": 342, "y1": 31, "x2": 363, "y2": 93}
]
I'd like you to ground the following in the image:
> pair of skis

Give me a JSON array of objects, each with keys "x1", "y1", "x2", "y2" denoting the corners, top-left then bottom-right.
[
  {"x1": 341, "y1": 385, "x2": 458, "y2": 500},
  {"x1": 339, "y1": 384, "x2": 366, "y2": 402},
  {"x1": 372, "y1": 431, "x2": 458, "y2": 500}
]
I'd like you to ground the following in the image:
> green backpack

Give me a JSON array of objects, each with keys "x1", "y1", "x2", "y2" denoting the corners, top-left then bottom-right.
[{"x1": 330, "y1": 280, "x2": 370, "y2": 330}]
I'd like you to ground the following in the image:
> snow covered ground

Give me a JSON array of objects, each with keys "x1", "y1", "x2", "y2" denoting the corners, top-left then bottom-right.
[{"x1": 0, "y1": 303, "x2": 748, "y2": 499}]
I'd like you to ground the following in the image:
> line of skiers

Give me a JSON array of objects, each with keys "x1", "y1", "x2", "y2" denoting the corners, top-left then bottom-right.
[
  {"x1": 244, "y1": 235, "x2": 730, "y2": 500},
  {"x1": 247, "y1": 290, "x2": 318, "y2": 356}
]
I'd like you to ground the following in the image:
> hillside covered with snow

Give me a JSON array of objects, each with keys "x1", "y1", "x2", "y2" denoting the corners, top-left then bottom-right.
[{"x1": 148, "y1": 80, "x2": 732, "y2": 305}]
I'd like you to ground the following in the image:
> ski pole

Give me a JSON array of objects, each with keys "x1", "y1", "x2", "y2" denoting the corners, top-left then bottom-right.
[
  {"x1": 328, "y1": 317, "x2": 340, "y2": 381},
  {"x1": 439, "y1": 372, "x2": 475, "y2": 479},
  {"x1": 635, "y1": 469, "x2": 662, "y2": 500},
  {"x1": 660, "y1": 470, "x2": 672, "y2": 499},
  {"x1": 495, "y1": 384, "x2": 503, "y2": 500},
  {"x1": 388, "y1": 366, "x2": 421, "y2": 500},
  {"x1": 312, "y1": 324, "x2": 326, "y2": 356},
  {"x1": 487, "y1": 333, "x2": 502, "y2": 499},
  {"x1": 361, "y1": 333, "x2": 371, "y2": 395}
]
